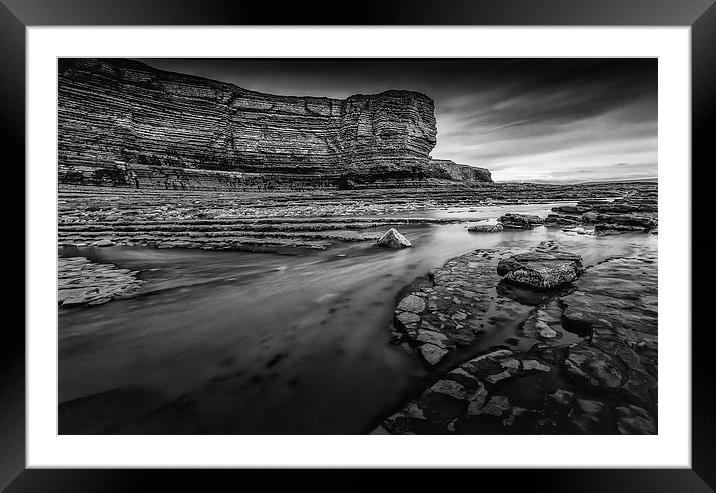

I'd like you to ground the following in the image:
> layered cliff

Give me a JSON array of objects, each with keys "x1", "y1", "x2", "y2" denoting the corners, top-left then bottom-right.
[
  {"x1": 58, "y1": 58, "x2": 491, "y2": 189},
  {"x1": 428, "y1": 159, "x2": 492, "y2": 183}
]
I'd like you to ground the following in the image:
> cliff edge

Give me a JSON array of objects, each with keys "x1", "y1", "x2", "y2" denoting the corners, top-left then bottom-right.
[{"x1": 58, "y1": 58, "x2": 492, "y2": 189}]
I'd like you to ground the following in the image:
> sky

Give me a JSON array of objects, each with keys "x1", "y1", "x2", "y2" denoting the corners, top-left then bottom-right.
[{"x1": 139, "y1": 58, "x2": 657, "y2": 183}]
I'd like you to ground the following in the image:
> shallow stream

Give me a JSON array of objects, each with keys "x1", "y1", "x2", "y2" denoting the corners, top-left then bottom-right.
[{"x1": 58, "y1": 202, "x2": 657, "y2": 434}]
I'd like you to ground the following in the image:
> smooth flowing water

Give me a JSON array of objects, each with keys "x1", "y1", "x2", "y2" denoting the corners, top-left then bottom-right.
[{"x1": 58, "y1": 202, "x2": 657, "y2": 434}]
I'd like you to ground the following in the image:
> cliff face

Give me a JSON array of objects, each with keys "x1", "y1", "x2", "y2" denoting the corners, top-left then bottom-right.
[
  {"x1": 58, "y1": 58, "x2": 489, "y2": 189},
  {"x1": 428, "y1": 159, "x2": 493, "y2": 183}
]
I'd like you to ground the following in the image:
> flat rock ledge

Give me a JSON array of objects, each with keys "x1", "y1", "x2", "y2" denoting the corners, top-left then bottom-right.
[
  {"x1": 58, "y1": 256, "x2": 144, "y2": 307},
  {"x1": 545, "y1": 192, "x2": 658, "y2": 234},
  {"x1": 392, "y1": 248, "x2": 535, "y2": 368},
  {"x1": 378, "y1": 254, "x2": 657, "y2": 435}
]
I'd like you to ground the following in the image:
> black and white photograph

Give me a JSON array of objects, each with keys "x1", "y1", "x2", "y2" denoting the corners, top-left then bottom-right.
[{"x1": 56, "y1": 57, "x2": 659, "y2": 436}]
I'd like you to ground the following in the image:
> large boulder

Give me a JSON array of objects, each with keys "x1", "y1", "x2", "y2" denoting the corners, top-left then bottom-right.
[
  {"x1": 497, "y1": 248, "x2": 584, "y2": 290},
  {"x1": 376, "y1": 228, "x2": 412, "y2": 248},
  {"x1": 497, "y1": 213, "x2": 544, "y2": 229}
]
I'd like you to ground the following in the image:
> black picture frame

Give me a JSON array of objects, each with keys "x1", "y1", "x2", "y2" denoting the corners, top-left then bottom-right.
[{"x1": 2, "y1": 0, "x2": 713, "y2": 490}]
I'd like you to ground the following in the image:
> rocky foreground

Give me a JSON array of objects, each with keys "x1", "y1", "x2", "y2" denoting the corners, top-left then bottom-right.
[
  {"x1": 57, "y1": 180, "x2": 658, "y2": 435},
  {"x1": 376, "y1": 239, "x2": 657, "y2": 435}
]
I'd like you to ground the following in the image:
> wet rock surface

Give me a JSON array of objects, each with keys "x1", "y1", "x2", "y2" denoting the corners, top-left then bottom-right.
[
  {"x1": 497, "y1": 242, "x2": 584, "y2": 290},
  {"x1": 391, "y1": 249, "x2": 536, "y2": 368},
  {"x1": 379, "y1": 246, "x2": 657, "y2": 435},
  {"x1": 498, "y1": 213, "x2": 544, "y2": 229},
  {"x1": 56, "y1": 180, "x2": 659, "y2": 435},
  {"x1": 58, "y1": 256, "x2": 144, "y2": 307}
]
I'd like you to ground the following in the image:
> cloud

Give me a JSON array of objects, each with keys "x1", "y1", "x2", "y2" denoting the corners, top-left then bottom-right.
[{"x1": 431, "y1": 63, "x2": 657, "y2": 182}]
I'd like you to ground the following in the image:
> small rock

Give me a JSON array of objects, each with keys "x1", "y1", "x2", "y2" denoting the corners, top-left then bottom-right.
[
  {"x1": 582, "y1": 212, "x2": 599, "y2": 223},
  {"x1": 499, "y1": 358, "x2": 521, "y2": 370},
  {"x1": 397, "y1": 294, "x2": 426, "y2": 313},
  {"x1": 469, "y1": 349, "x2": 513, "y2": 364},
  {"x1": 403, "y1": 402, "x2": 426, "y2": 419},
  {"x1": 419, "y1": 344, "x2": 449, "y2": 366},
  {"x1": 576, "y1": 398, "x2": 605, "y2": 415},
  {"x1": 522, "y1": 359, "x2": 551, "y2": 372},
  {"x1": 538, "y1": 324, "x2": 559, "y2": 339},
  {"x1": 466, "y1": 385, "x2": 489, "y2": 415},
  {"x1": 426, "y1": 379, "x2": 467, "y2": 399},
  {"x1": 564, "y1": 345, "x2": 624, "y2": 389},
  {"x1": 468, "y1": 223, "x2": 504, "y2": 233},
  {"x1": 547, "y1": 389, "x2": 575, "y2": 408},
  {"x1": 92, "y1": 239, "x2": 115, "y2": 247},
  {"x1": 448, "y1": 367, "x2": 478, "y2": 381},
  {"x1": 416, "y1": 330, "x2": 448, "y2": 348},
  {"x1": 475, "y1": 396, "x2": 510, "y2": 416},
  {"x1": 396, "y1": 311, "x2": 420, "y2": 326},
  {"x1": 615, "y1": 405, "x2": 656, "y2": 434},
  {"x1": 503, "y1": 406, "x2": 529, "y2": 427},
  {"x1": 486, "y1": 370, "x2": 512, "y2": 384},
  {"x1": 536, "y1": 240, "x2": 560, "y2": 251},
  {"x1": 376, "y1": 228, "x2": 412, "y2": 248}
]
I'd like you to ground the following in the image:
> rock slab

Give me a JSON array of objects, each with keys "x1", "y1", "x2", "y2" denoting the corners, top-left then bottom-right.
[
  {"x1": 497, "y1": 247, "x2": 584, "y2": 290},
  {"x1": 58, "y1": 256, "x2": 144, "y2": 307}
]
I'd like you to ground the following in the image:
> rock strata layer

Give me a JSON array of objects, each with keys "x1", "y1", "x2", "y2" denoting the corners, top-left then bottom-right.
[
  {"x1": 544, "y1": 191, "x2": 658, "y2": 234},
  {"x1": 58, "y1": 58, "x2": 491, "y2": 189},
  {"x1": 58, "y1": 182, "x2": 657, "y2": 252}
]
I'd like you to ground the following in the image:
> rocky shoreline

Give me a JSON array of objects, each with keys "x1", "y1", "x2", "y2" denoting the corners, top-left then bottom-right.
[
  {"x1": 57, "y1": 181, "x2": 658, "y2": 435},
  {"x1": 375, "y1": 240, "x2": 657, "y2": 435},
  {"x1": 58, "y1": 181, "x2": 656, "y2": 252}
]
